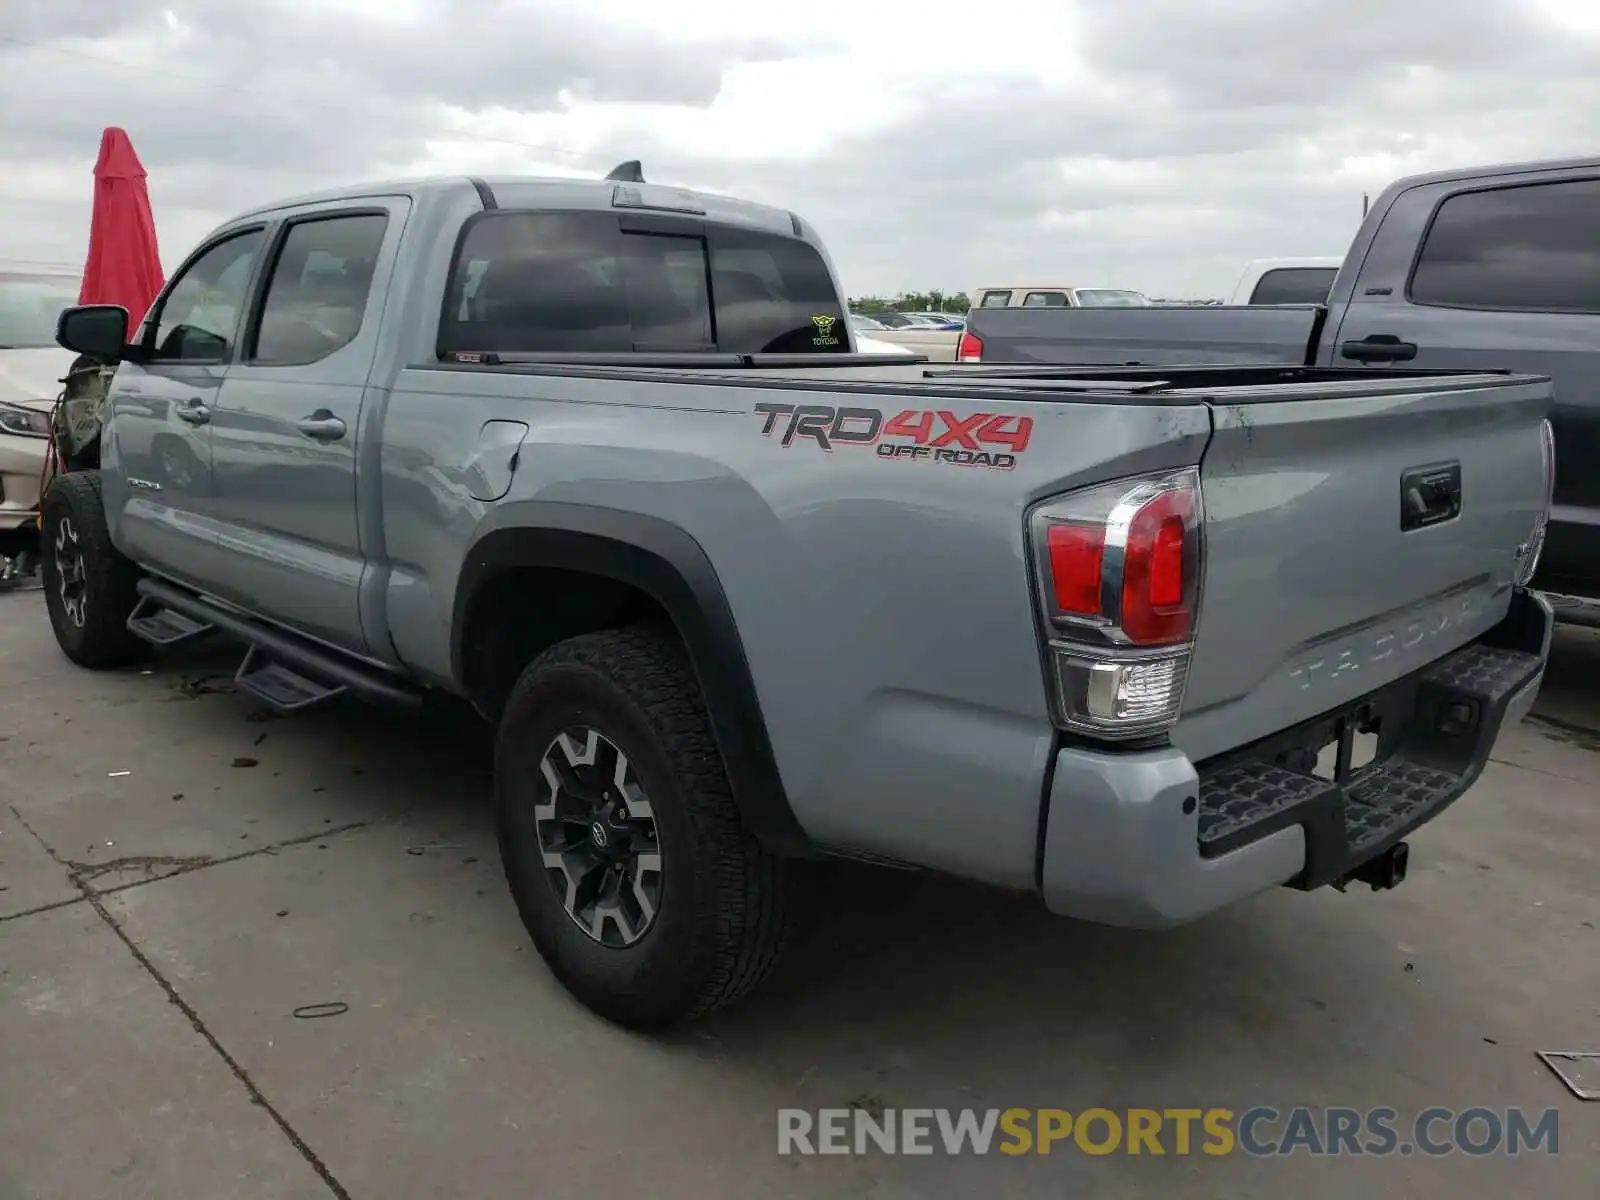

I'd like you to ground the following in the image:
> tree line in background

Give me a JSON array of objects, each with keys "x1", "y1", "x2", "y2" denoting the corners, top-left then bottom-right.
[{"x1": 848, "y1": 290, "x2": 973, "y2": 314}]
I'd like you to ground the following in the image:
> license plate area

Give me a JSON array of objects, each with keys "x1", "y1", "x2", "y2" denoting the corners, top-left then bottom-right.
[{"x1": 1242, "y1": 685, "x2": 1416, "y2": 790}]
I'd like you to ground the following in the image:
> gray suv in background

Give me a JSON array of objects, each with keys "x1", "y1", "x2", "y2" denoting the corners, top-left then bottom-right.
[{"x1": 961, "y1": 154, "x2": 1600, "y2": 612}]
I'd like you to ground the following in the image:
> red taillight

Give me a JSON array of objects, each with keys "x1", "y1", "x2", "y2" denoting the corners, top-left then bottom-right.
[
  {"x1": 1047, "y1": 523, "x2": 1104, "y2": 613},
  {"x1": 957, "y1": 330, "x2": 983, "y2": 362},
  {"x1": 1035, "y1": 472, "x2": 1199, "y2": 647},
  {"x1": 1030, "y1": 469, "x2": 1201, "y2": 737},
  {"x1": 1120, "y1": 489, "x2": 1193, "y2": 644}
]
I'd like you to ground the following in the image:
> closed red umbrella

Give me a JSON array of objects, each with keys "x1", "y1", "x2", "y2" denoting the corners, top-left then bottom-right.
[{"x1": 78, "y1": 127, "x2": 164, "y2": 330}]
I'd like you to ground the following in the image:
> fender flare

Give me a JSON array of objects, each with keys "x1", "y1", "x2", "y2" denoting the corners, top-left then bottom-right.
[{"x1": 452, "y1": 503, "x2": 812, "y2": 855}]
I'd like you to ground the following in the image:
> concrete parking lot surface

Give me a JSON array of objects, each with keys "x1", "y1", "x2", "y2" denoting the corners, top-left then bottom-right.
[{"x1": 2, "y1": 584, "x2": 1596, "y2": 1198}]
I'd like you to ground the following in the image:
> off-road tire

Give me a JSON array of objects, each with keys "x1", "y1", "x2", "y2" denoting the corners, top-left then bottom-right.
[
  {"x1": 496, "y1": 626, "x2": 790, "y2": 1030},
  {"x1": 39, "y1": 471, "x2": 145, "y2": 669}
]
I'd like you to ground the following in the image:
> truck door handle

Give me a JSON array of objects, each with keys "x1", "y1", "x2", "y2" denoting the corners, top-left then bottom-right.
[
  {"x1": 174, "y1": 399, "x2": 211, "y2": 426},
  {"x1": 296, "y1": 411, "x2": 347, "y2": 441},
  {"x1": 1340, "y1": 334, "x2": 1418, "y2": 364}
]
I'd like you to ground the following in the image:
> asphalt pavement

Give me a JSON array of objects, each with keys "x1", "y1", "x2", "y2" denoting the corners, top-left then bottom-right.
[{"x1": 1, "y1": 584, "x2": 1596, "y2": 1199}]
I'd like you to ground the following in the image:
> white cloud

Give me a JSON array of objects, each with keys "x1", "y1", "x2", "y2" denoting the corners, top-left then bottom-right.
[{"x1": 1, "y1": 0, "x2": 1596, "y2": 300}]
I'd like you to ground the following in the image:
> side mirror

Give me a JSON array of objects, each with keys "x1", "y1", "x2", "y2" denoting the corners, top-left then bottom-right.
[{"x1": 56, "y1": 304, "x2": 130, "y2": 362}]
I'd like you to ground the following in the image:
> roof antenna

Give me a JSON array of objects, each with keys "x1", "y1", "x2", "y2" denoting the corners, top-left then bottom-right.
[{"x1": 605, "y1": 160, "x2": 645, "y2": 183}]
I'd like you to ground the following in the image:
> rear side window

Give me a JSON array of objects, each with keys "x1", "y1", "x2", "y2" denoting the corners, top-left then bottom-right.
[
  {"x1": 1247, "y1": 268, "x2": 1336, "y2": 305},
  {"x1": 439, "y1": 211, "x2": 844, "y2": 355},
  {"x1": 252, "y1": 212, "x2": 389, "y2": 365},
  {"x1": 1410, "y1": 179, "x2": 1600, "y2": 312},
  {"x1": 1022, "y1": 291, "x2": 1069, "y2": 307},
  {"x1": 979, "y1": 290, "x2": 1012, "y2": 307}
]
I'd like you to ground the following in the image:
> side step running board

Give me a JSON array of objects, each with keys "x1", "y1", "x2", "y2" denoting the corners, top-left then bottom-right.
[
  {"x1": 127, "y1": 595, "x2": 215, "y2": 647},
  {"x1": 235, "y1": 645, "x2": 347, "y2": 712},
  {"x1": 132, "y1": 578, "x2": 423, "y2": 713}
]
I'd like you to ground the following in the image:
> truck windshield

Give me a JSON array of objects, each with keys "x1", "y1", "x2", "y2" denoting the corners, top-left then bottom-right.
[
  {"x1": 439, "y1": 211, "x2": 848, "y2": 357},
  {"x1": 0, "y1": 271, "x2": 81, "y2": 348},
  {"x1": 1073, "y1": 289, "x2": 1150, "y2": 307}
]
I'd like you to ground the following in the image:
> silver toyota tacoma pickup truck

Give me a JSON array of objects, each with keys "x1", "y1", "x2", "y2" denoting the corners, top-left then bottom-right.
[{"x1": 39, "y1": 166, "x2": 1556, "y2": 1029}]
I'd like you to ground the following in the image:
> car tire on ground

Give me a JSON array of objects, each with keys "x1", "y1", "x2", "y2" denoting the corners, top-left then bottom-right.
[
  {"x1": 496, "y1": 626, "x2": 790, "y2": 1030},
  {"x1": 39, "y1": 471, "x2": 145, "y2": 669}
]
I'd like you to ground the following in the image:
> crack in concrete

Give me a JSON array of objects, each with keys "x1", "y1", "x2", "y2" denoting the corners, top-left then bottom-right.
[
  {"x1": 0, "y1": 894, "x2": 90, "y2": 924},
  {"x1": 90, "y1": 820, "x2": 375, "y2": 898},
  {"x1": 65, "y1": 853, "x2": 216, "y2": 883},
  {"x1": 8, "y1": 805, "x2": 354, "y2": 1199}
]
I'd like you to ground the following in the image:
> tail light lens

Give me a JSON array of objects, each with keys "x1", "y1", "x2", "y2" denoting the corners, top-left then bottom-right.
[
  {"x1": 1515, "y1": 417, "x2": 1555, "y2": 587},
  {"x1": 957, "y1": 330, "x2": 983, "y2": 362},
  {"x1": 1029, "y1": 468, "x2": 1203, "y2": 738}
]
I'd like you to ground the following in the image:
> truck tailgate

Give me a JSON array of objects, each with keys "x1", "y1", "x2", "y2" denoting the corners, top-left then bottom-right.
[{"x1": 1175, "y1": 374, "x2": 1551, "y2": 763}]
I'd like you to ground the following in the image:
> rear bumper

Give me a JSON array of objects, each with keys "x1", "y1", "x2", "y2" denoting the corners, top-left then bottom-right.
[{"x1": 1039, "y1": 588, "x2": 1552, "y2": 929}]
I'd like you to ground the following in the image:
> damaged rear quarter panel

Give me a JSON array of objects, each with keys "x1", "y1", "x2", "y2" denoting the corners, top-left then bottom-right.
[{"x1": 382, "y1": 367, "x2": 1213, "y2": 886}]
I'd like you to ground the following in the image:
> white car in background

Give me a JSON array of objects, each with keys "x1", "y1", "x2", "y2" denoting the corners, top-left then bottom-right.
[
  {"x1": 848, "y1": 311, "x2": 958, "y2": 361},
  {"x1": 847, "y1": 313, "x2": 917, "y2": 357},
  {"x1": 0, "y1": 263, "x2": 79, "y2": 559}
]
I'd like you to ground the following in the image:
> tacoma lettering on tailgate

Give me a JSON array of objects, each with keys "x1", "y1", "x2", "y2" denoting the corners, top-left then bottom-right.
[
  {"x1": 753, "y1": 403, "x2": 1032, "y2": 471},
  {"x1": 1286, "y1": 589, "x2": 1492, "y2": 692}
]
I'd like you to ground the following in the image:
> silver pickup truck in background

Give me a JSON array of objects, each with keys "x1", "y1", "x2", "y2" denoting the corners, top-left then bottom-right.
[
  {"x1": 960, "y1": 154, "x2": 1600, "y2": 610},
  {"x1": 41, "y1": 166, "x2": 1555, "y2": 1030}
]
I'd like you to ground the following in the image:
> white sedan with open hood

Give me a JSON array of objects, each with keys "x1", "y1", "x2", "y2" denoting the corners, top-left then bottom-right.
[{"x1": 0, "y1": 264, "x2": 79, "y2": 544}]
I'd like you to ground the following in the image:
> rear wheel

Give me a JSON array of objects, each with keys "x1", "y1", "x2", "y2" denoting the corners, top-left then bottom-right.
[
  {"x1": 39, "y1": 471, "x2": 145, "y2": 669},
  {"x1": 495, "y1": 626, "x2": 790, "y2": 1030}
]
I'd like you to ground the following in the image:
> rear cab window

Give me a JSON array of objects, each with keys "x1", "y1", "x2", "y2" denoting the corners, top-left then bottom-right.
[
  {"x1": 438, "y1": 210, "x2": 847, "y2": 356},
  {"x1": 978, "y1": 290, "x2": 1012, "y2": 307},
  {"x1": 1247, "y1": 268, "x2": 1336, "y2": 305},
  {"x1": 1022, "y1": 291, "x2": 1070, "y2": 307}
]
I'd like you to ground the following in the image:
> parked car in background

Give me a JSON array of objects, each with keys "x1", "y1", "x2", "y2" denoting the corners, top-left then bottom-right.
[
  {"x1": 0, "y1": 262, "x2": 81, "y2": 568},
  {"x1": 972, "y1": 285, "x2": 1150, "y2": 309},
  {"x1": 866, "y1": 311, "x2": 928, "y2": 328},
  {"x1": 848, "y1": 310, "x2": 961, "y2": 360},
  {"x1": 902, "y1": 310, "x2": 965, "y2": 329},
  {"x1": 846, "y1": 314, "x2": 916, "y2": 357},
  {"x1": 959, "y1": 153, "x2": 1597, "y2": 611},
  {"x1": 1227, "y1": 257, "x2": 1342, "y2": 306}
]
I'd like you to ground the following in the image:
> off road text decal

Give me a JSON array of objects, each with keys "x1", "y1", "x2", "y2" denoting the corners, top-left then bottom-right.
[{"x1": 753, "y1": 403, "x2": 1033, "y2": 470}]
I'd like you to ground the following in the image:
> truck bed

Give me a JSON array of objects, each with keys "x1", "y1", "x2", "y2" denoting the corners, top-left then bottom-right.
[
  {"x1": 425, "y1": 354, "x2": 1511, "y2": 401},
  {"x1": 962, "y1": 303, "x2": 1327, "y2": 367},
  {"x1": 395, "y1": 357, "x2": 1552, "y2": 774}
]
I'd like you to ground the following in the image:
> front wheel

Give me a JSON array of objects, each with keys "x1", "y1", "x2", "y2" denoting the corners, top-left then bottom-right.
[
  {"x1": 495, "y1": 627, "x2": 790, "y2": 1030},
  {"x1": 39, "y1": 471, "x2": 145, "y2": 669}
]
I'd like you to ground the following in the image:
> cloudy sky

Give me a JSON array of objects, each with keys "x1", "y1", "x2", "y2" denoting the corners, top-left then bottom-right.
[{"x1": 2, "y1": 0, "x2": 1597, "y2": 300}]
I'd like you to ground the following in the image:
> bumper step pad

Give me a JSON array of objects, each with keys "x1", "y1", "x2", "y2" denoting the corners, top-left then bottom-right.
[{"x1": 1196, "y1": 637, "x2": 1542, "y2": 889}]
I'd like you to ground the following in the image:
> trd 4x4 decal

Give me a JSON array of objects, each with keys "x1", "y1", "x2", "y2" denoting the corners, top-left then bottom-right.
[{"x1": 753, "y1": 403, "x2": 1032, "y2": 470}]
